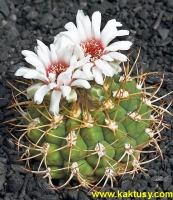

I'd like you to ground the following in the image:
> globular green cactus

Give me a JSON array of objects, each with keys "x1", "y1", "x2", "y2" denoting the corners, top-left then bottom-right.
[{"x1": 8, "y1": 59, "x2": 172, "y2": 190}]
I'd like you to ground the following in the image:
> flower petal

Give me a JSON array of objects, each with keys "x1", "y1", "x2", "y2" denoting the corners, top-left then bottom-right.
[
  {"x1": 116, "y1": 30, "x2": 129, "y2": 36},
  {"x1": 15, "y1": 67, "x2": 33, "y2": 76},
  {"x1": 54, "y1": 34, "x2": 74, "y2": 52},
  {"x1": 60, "y1": 31, "x2": 80, "y2": 44},
  {"x1": 75, "y1": 55, "x2": 91, "y2": 69},
  {"x1": 109, "y1": 62, "x2": 122, "y2": 74},
  {"x1": 23, "y1": 69, "x2": 39, "y2": 78},
  {"x1": 94, "y1": 59, "x2": 115, "y2": 77},
  {"x1": 92, "y1": 11, "x2": 101, "y2": 39},
  {"x1": 82, "y1": 63, "x2": 94, "y2": 78},
  {"x1": 76, "y1": 10, "x2": 85, "y2": 21},
  {"x1": 62, "y1": 72, "x2": 72, "y2": 86},
  {"x1": 60, "y1": 86, "x2": 71, "y2": 97},
  {"x1": 77, "y1": 19, "x2": 87, "y2": 41},
  {"x1": 101, "y1": 21, "x2": 130, "y2": 47},
  {"x1": 72, "y1": 69, "x2": 84, "y2": 79},
  {"x1": 57, "y1": 70, "x2": 73, "y2": 87},
  {"x1": 83, "y1": 16, "x2": 92, "y2": 39},
  {"x1": 69, "y1": 54, "x2": 77, "y2": 67},
  {"x1": 101, "y1": 54, "x2": 114, "y2": 61},
  {"x1": 92, "y1": 66, "x2": 104, "y2": 85},
  {"x1": 36, "y1": 40, "x2": 50, "y2": 59},
  {"x1": 56, "y1": 73, "x2": 64, "y2": 88},
  {"x1": 101, "y1": 19, "x2": 119, "y2": 37},
  {"x1": 71, "y1": 79, "x2": 91, "y2": 89},
  {"x1": 114, "y1": 22, "x2": 123, "y2": 27},
  {"x1": 26, "y1": 82, "x2": 43, "y2": 99},
  {"x1": 22, "y1": 50, "x2": 37, "y2": 57},
  {"x1": 34, "y1": 85, "x2": 52, "y2": 104},
  {"x1": 23, "y1": 70, "x2": 49, "y2": 82},
  {"x1": 36, "y1": 49, "x2": 51, "y2": 68},
  {"x1": 53, "y1": 34, "x2": 61, "y2": 45},
  {"x1": 105, "y1": 41, "x2": 133, "y2": 52},
  {"x1": 48, "y1": 73, "x2": 56, "y2": 83},
  {"x1": 49, "y1": 90, "x2": 62, "y2": 116},
  {"x1": 60, "y1": 35, "x2": 75, "y2": 48},
  {"x1": 50, "y1": 44, "x2": 58, "y2": 63},
  {"x1": 72, "y1": 69, "x2": 93, "y2": 80},
  {"x1": 63, "y1": 46, "x2": 73, "y2": 64},
  {"x1": 15, "y1": 67, "x2": 48, "y2": 82},
  {"x1": 101, "y1": 28, "x2": 118, "y2": 47},
  {"x1": 66, "y1": 89, "x2": 77, "y2": 103},
  {"x1": 25, "y1": 56, "x2": 46, "y2": 74},
  {"x1": 49, "y1": 82, "x2": 57, "y2": 89},
  {"x1": 72, "y1": 46, "x2": 85, "y2": 60},
  {"x1": 64, "y1": 22, "x2": 80, "y2": 37},
  {"x1": 107, "y1": 52, "x2": 128, "y2": 62}
]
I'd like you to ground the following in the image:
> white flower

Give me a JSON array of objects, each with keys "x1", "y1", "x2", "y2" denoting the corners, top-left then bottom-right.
[
  {"x1": 54, "y1": 10, "x2": 132, "y2": 85},
  {"x1": 15, "y1": 38, "x2": 91, "y2": 115}
]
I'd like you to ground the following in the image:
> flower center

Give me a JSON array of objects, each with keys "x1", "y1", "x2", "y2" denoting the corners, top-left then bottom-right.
[
  {"x1": 47, "y1": 62, "x2": 68, "y2": 78},
  {"x1": 80, "y1": 39, "x2": 104, "y2": 62}
]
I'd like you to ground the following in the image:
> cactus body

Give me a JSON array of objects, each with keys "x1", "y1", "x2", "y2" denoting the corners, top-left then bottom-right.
[{"x1": 14, "y1": 69, "x2": 167, "y2": 189}]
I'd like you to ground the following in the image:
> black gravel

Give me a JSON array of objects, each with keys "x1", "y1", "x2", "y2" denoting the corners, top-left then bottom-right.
[{"x1": 0, "y1": 0, "x2": 173, "y2": 200}]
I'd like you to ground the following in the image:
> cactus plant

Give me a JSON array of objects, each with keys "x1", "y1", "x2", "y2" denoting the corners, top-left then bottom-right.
[
  {"x1": 8, "y1": 57, "x2": 172, "y2": 190},
  {"x1": 7, "y1": 10, "x2": 172, "y2": 190}
]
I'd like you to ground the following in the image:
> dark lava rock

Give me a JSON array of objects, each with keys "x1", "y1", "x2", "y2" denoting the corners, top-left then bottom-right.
[
  {"x1": 68, "y1": 189, "x2": 78, "y2": 200},
  {"x1": 37, "y1": 195, "x2": 59, "y2": 200},
  {"x1": 28, "y1": 191, "x2": 41, "y2": 198},
  {"x1": 52, "y1": 18, "x2": 62, "y2": 29},
  {"x1": 13, "y1": 0, "x2": 24, "y2": 5},
  {"x1": 169, "y1": 157, "x2": 173, "y2": 166},
  {"x1": 163, "y1": 175, "x2": 172, "y2": 190},
  {"x1": 139, "y1": 10, "x2": 149, "y2": 20},
  {"x1": 78, "y1": 191, "x2": 90, "y2": 200},
  {"x1": 36, "y1": 176, "x2": 56, "y2": 195},
  {"x1": 119, "y1": 0, "x2": 127, "y2": 8},
  {"x1": 7, "y1": 173, "x2": 24, "y2": 192},
  {"x1": 39, "y1": 13, "x2": 54, "y2": 25},
  {"x1": 157, "y1": 26, "x2": 169, "y2": 40},
  {"x1": 157, "y1": 37, "x2": 172, "y2": 46},
  {"x1": 167, "y1": 0, "x2": 173, "y2": 8},
  {"x1": 0, "y1": 0, "x2": 9, "y2": 17},
  {"x1": 0, "y1": 162, "x2": 6, "y2": 190},
  {"x1": 34, "y1": 0, "x2": 45, "y2": 3},
  {"x1": 121, "y1": 179, "x2": 133, "y2": 190},
  {"x1": 151, "y1": 176, "x2": 164, "y2": 182},
  {"x1": 0, "y1": 49, "x2": 8, "y2": 61},
  {"x1": 26, "y1": 10, "x2": 39, "y2": 20},
  {"x1": 3, "y1": 21, "x2": 20, "y2": 38},
  {"x1": 141, "y1": 29, "x2": 152, "y2": 40}
]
